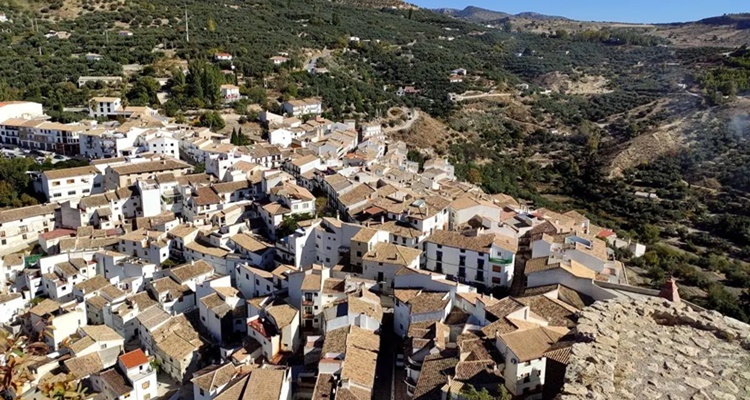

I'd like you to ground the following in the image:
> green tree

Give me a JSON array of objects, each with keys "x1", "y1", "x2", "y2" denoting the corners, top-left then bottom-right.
[
  {"x1": 461, "y1": 384, "x2": 511, "y2": 400},
  {"x1": 198, "y1": 111, "x2": 226, "y2": 131},
  {"x1": 638, "y1": 224, "x2": 661, "y2": 245},
  {"x1": 207, "y1": 17, "x2": 216, "y2": 32},
  {"x1": 194, "y1": 163, "x2": 206, "y2": 174},
  {"x1": 467, "y1": 168, "x2": 482, "y2": 184}
]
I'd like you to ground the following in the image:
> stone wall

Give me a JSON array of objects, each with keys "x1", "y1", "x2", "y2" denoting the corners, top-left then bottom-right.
[{"x1": 559, "y1": 297, "x2": 750, "y2": 400}]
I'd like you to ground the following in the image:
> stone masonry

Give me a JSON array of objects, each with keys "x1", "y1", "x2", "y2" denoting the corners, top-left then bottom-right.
[{"x1": 559, "y1": 297, "x2": 750, "y2": 400}]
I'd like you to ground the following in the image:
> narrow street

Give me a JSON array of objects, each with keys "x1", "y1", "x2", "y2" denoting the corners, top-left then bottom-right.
[{"x1": 374, "y1": 312, "x2": 396, "y2": 400}]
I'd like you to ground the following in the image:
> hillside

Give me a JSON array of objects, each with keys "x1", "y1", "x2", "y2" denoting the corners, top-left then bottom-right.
[
  {"x1": 0, "y1": 0, "x2": 750, "y2": 320},
  {"x1": 433, "y1": 6, "x2": 567, "y2": 24}
]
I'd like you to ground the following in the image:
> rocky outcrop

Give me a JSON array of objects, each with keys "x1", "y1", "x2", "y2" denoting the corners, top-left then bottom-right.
[{"x1": 560, "y1": 298, "x2": 750, "y2": 400}]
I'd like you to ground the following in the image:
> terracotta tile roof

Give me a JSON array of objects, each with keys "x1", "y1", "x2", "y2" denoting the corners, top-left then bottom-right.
[
  {"x1": 64, "y1": 353, "x2": 104, "y2": 379},
  {"x1": 201, "y1": 293, "x2": 232, "y2": 317},
  {"x1": 261, "y1": 202, "x2": 292, "y2": 216},
  {"x1": 168, "y1": 224, "x2": 198, "y2": 238},
  {"x1": 524, "y1": 257, "x2": 596, "y2": 280},
  {"x1": 322, "y1": 326, "x2": 349, "y2": 355},
  {"x1": 212, "y1": 180, "x2": 252, "y2": 194},
  {"x1": 42, "y1": 166, "x2": 99, "y2": 180},
  {"x1": 119, "y1": 348, "x2": 148, "y2": 369},
  {"x1": 111, "y1": 159, "x2": 191, "y2": 176},
  {"x1": 231, "y1": 233, "x2": 271, "y2": 253},
  {"x1": 498, "y1": 326, "x2": 568, "y2": 362},
  {"x1": 241, "y1": 264, "x2": 273, "y2": 279},
  {"x1": 337, "y1": 184, "x2": 375, "y2": 208},
  {"x1": 192, "y1": 186, "x2": 222, "y2": 206},
  {"x1": 186, "y1": 241, "x2": 229, "y2": 258},
  {"x1": 516, "y1": 295, "x2": 578, "y2": 328},
  {"x1": 0, "y1": 204, "x2": 56, "y2": 224},
  {"x1": 544, "y1": 345, "x2": 573, "y2": 364},
  {"x1": 484, "y1": 297, "x2": 525, "y2": 320},
  {"x1": 74, "y1": 275, "x2": 110, "y2": 294},
  {"x1": 412, "y1": 350, "x2": 459, "y2": 399},
  {"x1": 301, "y1": 273, "x2": 322, "y2": 291},
  {"x1": 99, "y1": 368, "x2": 132, "y2": 396},
  {"x1": 149, "y1": 276, "x2": 191, "y2": 299},
  {"x1": 68, "y1": 335, "x2": 96, "y2": 355},
  {"x1": 246, "y1": 368, "x2": 286, "y2": 400},
  {"x1": 136, "y1": 306, "x2": 171, "y2": 330},
  {"x1": 1, "y1": 253, "x2": 23, "y2": 266},
  {"x1": 192, "y1": 363, "x2": 237, "y2": 392},
  {"x1": 348, "y1": 291, "x2": 383, "y2": 322},
  {"x1": 322, "y1": 278, "x2": 345, "y2": 294},
  {"x1": 362, "y1": 242, "x2": 421, "y2": 266},
  {"x1": 312, "y1": 374, "x2": 335, "y2": 400},
  {"x1": 30, "y1": 298, "x2": 60, "y2": 316},
  {"x1": 341, "y1": 346, "x2": 378, "y2": 388},
  {"x1": 404, "y1": 291, "x2": 450, "y2": 314},
  {"x1": 81, "y1": 324, "x2": 122, "y2": 342},
  {"x1": 86, "y1": 295, "x2": 109, "y2": 309},
  {"x1": 267, "y1": 303, "x2": 298, "y2": 328}
]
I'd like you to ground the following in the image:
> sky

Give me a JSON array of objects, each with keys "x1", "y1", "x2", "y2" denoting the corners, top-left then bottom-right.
[{"x1": 413, "y1": 0, "x2": 749, "y2": 24}]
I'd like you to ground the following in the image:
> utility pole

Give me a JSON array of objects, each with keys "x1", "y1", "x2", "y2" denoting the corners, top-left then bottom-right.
[{"x1": 184, "y1": 3, "x2": 190, "y2": 43}]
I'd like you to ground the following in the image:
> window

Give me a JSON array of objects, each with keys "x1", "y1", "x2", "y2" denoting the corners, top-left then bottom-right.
[
  {"x1": 52, "y1": 181, "x2": 61, "y2": 186},
  {"x1": 68, "y1": 190, "x2": 76, "y2": 195},
  {"x1": 459, "y1": 256, "x2": 466, "y2": 266},
  {"x1": 199, "y1": 389, "x2": 205, "y2": 396},
  {"x1": 66, "y1": 179, "x2": 75, "y2": 184},
  {"x1": 477, "y1": 259, "x2": 485, "y2": 270},
  {"x1": 436, "y1": 251, "x2": 442, "y2": 261},
  {"x1": 458, "y1": 267, "x2": 466, "y2": 278},
  {"x1": 356, "y1": 251, "x2": 362, "y2": 257}
]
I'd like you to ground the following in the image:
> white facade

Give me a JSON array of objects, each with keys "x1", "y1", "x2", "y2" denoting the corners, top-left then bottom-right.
[
  {"x1": 42, "y1": 167, "x2": 103, "y2": 203},
  {"x1": 90, "y1": 97, "x2": 122, "y2": 118},
  {"x1": 146, "y1": 135, "x2": 180, "y2": 158},
  {"x1": 423, "y1": 239, "x2": 515, "y2": 287},
  {"x1": 0, "y1": 204, "x2": 57, "y2": 256}
]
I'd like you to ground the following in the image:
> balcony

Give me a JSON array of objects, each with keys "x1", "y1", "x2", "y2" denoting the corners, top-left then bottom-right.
[
  {"x1": 302, "y1": 299, "x2": 313, "y2": 306},
  {"x1": 490, "y1": 257, "x2": 513, "y2": 264}
]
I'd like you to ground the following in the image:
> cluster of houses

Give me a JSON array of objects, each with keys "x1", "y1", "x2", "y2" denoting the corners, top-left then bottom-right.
[{"x1": 0, "y1": 97, "x2": 655, "y2": 400}]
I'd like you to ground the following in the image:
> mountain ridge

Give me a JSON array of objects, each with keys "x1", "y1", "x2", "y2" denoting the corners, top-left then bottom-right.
[{"x1": 431, "y1": 6, "x2": 569, "y2": 23}]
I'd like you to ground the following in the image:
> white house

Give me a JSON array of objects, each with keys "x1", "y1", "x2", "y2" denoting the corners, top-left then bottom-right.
[
  {"x1": 270, "y1": 56, "x2": 289, "y2": 65},
  {"x1": 42, "y1": 166, "x2": 103, "y2": 203},
  {"x1": 192, "y1": 363, "x2": 237, "y2": 400},
  {"x1": 220, "y1": 84, "x2": 241, "y2": 102},
  {"x1": 214, "y1": 52, "x2": 233, "y2": 61},
  {"x1": 0, "y1": 204, "x2": 57, "y2": 256},
  {"x1": 362, "y1": 242, "x2": 422, "y2": 292},
  {"x1": 423, "y1": 230, "x2": 517, "y2": 288},
  {"x1": 90, "y1": 97, "x2": 122, "y2": 118},
  {"x1": 282, "y1": 98, "x2": 322, "y2": 117},
  {"x1": 496, "y1": 326, "x2": 568, "y2": 398}
]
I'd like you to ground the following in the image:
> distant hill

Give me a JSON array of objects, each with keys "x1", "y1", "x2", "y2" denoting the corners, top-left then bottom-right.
[
  {"x1": 432, "y1": 6, "x2": 569, "y2": 23},
  {"x1": 696, "y1": 13, "x2": 750, "y2": 29}
]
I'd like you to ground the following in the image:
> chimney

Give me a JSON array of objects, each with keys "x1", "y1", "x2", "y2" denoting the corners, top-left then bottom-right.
[{"x1": 659, "y1": 278, "x2": 681, "y2": 304}]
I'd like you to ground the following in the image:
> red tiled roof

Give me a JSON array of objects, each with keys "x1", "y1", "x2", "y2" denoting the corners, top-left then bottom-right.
[
  {"x1": 597, "y1": 229, "x2": 615, "y2": 238},
  {"x1": 119, "y1": 349, "x2": 148, "y2": 369},
  {"x1": 248, "y1": 318, "x2": 277, "y2": 339},
  {"x1": 40, "y1": 228, "x2": 76, "y2": 240}
]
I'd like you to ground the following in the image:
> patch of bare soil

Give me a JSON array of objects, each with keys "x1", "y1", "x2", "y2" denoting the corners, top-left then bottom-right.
[
  {"x1": 536, "y1": 71, "x2": 612, "y2": 95},
  {"x1": 606, "y1": 119, "x2": 686, "y2": 178},
  {"x1": 388, "y1": 113, "x2": 470, "y2": 154}
]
